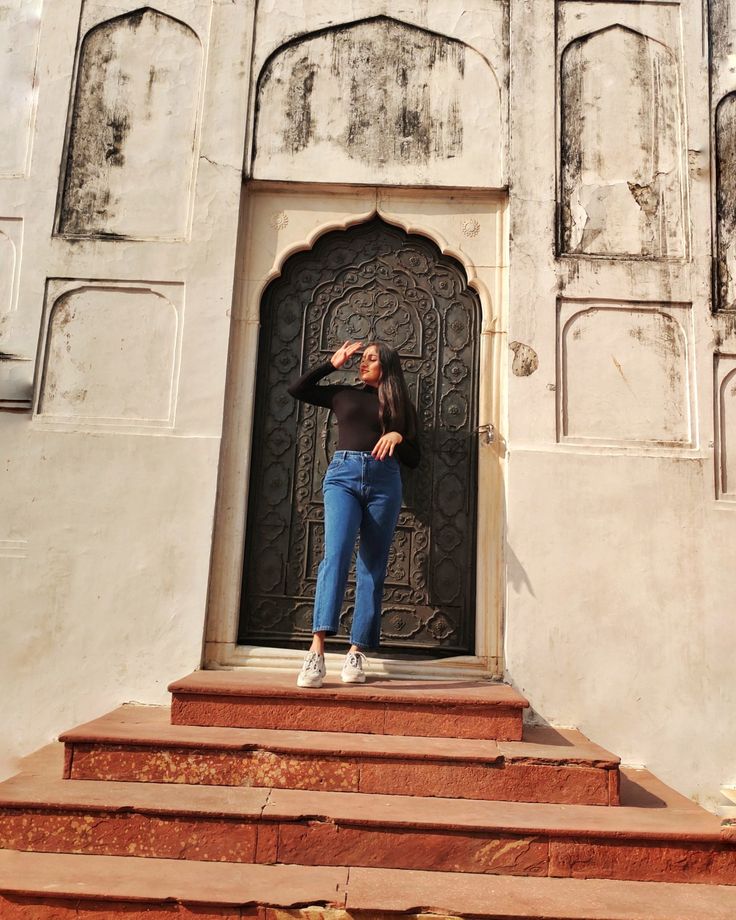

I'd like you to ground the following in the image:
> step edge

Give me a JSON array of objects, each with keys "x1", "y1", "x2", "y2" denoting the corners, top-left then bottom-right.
[
  {"x1": 167, "y1": 679, "x2": 529, "y2": 709},
  {"x1": 0, "y1": 797, "x2": 726, "y2": 843},
  {"x1": 59, "y1": 733, "x2": 618, "y2": 767},
  {"x1": 3, "y1": 851, "x2": 736, "y2": 915}
]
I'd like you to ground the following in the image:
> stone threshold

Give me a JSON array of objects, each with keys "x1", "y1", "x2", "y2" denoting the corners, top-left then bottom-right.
[{"x1": 169, "y1": 670, "x2": 527, "y2": 741}]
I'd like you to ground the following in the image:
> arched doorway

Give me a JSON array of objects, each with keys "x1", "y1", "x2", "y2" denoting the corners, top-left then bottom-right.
[{"x1": 238, "y1": 218, "x2": 481, "y2": 656}]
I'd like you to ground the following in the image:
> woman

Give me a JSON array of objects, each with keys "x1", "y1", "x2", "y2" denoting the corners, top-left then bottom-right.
[{"x1": 288, "y1": 340, "x2": 420, "y2": 688}]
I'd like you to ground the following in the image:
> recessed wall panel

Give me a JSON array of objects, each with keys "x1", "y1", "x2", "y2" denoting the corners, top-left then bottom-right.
[
  {"x1": 715, "y1": 354, "x2": 736, "y2": 500},
  {"x1": 558, "y1": 2, "x2": 687, "y2": 259},
  {"x1": 0, "y1": 218, "x2": 22, "y2": 315},
  {"x1": 58, "y1": 7, "x2": 205, "y2": 240},
  {"x1": 36, "y1": 280, "x2": 184, "y2": 428},
  {"x1": 253, "y1": 16, "x2": 504, "y2": 187},
  {"x1": 0, "y1": 0, "x2": 42, "y2": 177},
  {"x1": 558, "y1": 300, "x2": 694, "y2": 448},
  {"x1": 711, "y1": 1, "x2": 736, "y2": 309}
]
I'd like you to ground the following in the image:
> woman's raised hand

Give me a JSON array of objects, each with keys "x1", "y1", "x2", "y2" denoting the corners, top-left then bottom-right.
[{"x1": 330, "y1": 340, "x2": 363, "y2": 369}]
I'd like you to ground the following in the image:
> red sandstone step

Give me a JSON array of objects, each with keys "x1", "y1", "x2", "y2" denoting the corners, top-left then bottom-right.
[
  {"x1": 169, "y1": 670, "x2": 528, "y2": 741},
  {"x1": 60, "y1": 705, "x2": 620, "y2": 805},
  {"x1": 1, "y1": 850, "x2": 736, "y2": 919},
  {"x1": 1, "y1": 752, "x2": 733, "y2": 886},
  {"x1": 255, "y1": 782, "x2": 736, "y2": 886}
]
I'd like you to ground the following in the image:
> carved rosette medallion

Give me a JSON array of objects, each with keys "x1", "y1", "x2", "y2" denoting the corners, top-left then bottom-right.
[{"x1": 239, "y1": 219, "x2": 479, "y2": 655}]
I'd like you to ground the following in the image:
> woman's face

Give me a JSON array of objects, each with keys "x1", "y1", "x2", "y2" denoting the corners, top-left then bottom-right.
[{"x1": 359, "y1": 345, "x2": 382, "y2": 387}]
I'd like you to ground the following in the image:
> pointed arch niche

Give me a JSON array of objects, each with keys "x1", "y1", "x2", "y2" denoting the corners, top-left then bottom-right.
[
  {"x1": 716, "y1": 93, "x2": 736, "y2": 311},
  {"x1": 58, "y1": 7, "x2": 203, "y2": 241},
  {"x1": 251, "y1": 17, "x2": 503, "y2": 188},
  {"x1": 559, "y1": 24, "x2": 687, "y2": 259},
  {"x1": 204, "y1": 183, "x2": 508, "y2": 678}
]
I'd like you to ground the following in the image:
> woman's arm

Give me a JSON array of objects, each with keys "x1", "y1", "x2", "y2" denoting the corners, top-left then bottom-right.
[
  {"x1": 288, "y1": 341, "x2": 364, "y2": 408},
  {"x1": 397, "y1": 402, "x2": 421, "y2": 468},
  {"x1": 287, "y1": 362, "x2": 339, "y2": 408},
  {"x1": 395, "y1": 433, "x2": 420, "y2": 469}
]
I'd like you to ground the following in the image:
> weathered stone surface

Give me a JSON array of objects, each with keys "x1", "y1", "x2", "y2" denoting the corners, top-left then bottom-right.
[
  {"x1": 357, "y1": 759, "x2": 612, "y2": 805},
  {"x1": 560, "y1": 24, "x2": 685, "y2": 257},
  {"x1": 0, "y1": 898, "x2": 244, "y2": 919},
  {"x1": 275, "y1": 822, "x2": 549, "y2": 876},
  {"x1": 0, "y1": 850, "x2": 348, "y2": 912},
  {"x1": 56, "y1": 705, "x2": 618, "y2": 805},
  {"x1": 68, "y1": 745, "x2": 359, "y2": 793},
  {"x1": 3, "y1": 851, "x2": 736, "y2": 919},
  {"x1": 169, "y1": 671, "x2": 527, "y2": 741},
  {"x1": 550, "y1": 838, "x2": 736, "y2": 885},
  {"x1": 172, "y1": 696, "x2": 386, "y2": 737},
  {"x1": 253, "y1": 16, "x2": 503, "y2": 187},
  {"x1": 0, "y1": 808, "x2": 258, "y2": 862},
  {"x1": 382, "y1": 703, "x2": 521, "y2": 741},
  {"x1": 346, "y1": 866, "x2": 736, "y2": 919},
  {"x1": 67, "y1": 741, "x2": 609, "y2": 804},
  {"x1": 59, "y1": 8, "x2": 203, "y2": 240}
]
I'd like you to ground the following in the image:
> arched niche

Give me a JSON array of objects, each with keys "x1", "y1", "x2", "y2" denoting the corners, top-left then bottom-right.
[
  {"x1": 0, "y1": 230, "x2": 16, "y2": 314},
  {"x1": 560, "y1": 306, "x2": 691, "y2": 446},
  {"x1": 0, "y1": 0, "x2": 42, "y2": 177},
  {"x1": 560, "y1": 25, "x2": 686, "y2": 258},
  {"x1": 716, "y1": 93, "x2": 736, "y2": 310},
  {"x1": 719, "y1": 367, "x2": 736, "y2": 496},
  {"x1": 252, "y1": 16, "x2": 502, "y2": 188},
  {"x1": 58, "y1": 7, "x2": 202, "y2": 241},
  {"x1": 38, "y1": 285, "x2": 178, "y2": 422}
]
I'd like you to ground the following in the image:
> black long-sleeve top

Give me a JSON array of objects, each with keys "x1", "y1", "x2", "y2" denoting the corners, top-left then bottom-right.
[{"x1": 288, "y1": 362, "x2": 421, "y2": 468}]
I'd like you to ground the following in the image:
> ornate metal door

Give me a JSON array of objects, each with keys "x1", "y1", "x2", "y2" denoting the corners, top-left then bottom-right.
[{"x1": 238, "y1": 219, "x2": 480, "y2": 655}]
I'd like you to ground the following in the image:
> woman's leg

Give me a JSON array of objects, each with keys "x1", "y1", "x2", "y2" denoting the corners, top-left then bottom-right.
[
  {"x1": 312, "y1": 477, "x2": 362, "y2": 638},
  {"x1": 352, "y1": 467, "x2": 403, "y2": 649}
]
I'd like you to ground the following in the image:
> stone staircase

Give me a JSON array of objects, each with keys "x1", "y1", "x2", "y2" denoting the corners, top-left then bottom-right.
[{"x1": 0, "y1": 671, "x2": 735, "y2": 918}]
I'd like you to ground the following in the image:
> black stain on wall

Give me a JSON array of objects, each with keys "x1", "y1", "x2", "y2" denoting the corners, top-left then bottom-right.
[
  {"x1": 559, "y1": 25, "x2": 683, "y2": 258},
  {"x1": 716, "y1": 94, "x2": 736, "y2": 310},
  {"x1": 254, "y1": 16, "x2": 473, "y2": 169},
  {"x1": 58, "y1": 7, "x2": 199, "y2": 238},
  {"x1": 284, "y1": 56, "x2": 317, "y2": 154}
]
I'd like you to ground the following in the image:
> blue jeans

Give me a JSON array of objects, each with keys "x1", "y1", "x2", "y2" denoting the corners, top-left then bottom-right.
[{"x1": 312, "y1": 450, "x2": 403, "y2": 649}]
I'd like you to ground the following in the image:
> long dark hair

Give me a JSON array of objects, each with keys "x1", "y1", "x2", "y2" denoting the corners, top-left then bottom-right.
[{"x1": 367, "y1": 341, "x2": 418, "y2": 441}]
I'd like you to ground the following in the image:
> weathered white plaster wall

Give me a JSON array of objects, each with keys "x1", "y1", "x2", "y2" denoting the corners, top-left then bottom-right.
[
  {"x1": 0, "y1": 0, "x2": 253, "y2": 779},
  {"x1": 249, "y1": 0, "x2": 508, "y2": 187},
  {"x1": 1, "y1": 0, "x2": 734, "y2": 818},
  {"x1": 505, "y1": 0, "x2": 735, "y2": 812}
]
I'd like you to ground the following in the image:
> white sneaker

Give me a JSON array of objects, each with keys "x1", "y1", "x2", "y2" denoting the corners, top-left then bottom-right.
[
  {"x1": 341, "y1": 650, "x2": 367, "y2": 683},
  {"x1": 297, "y1": 651, "x2": 326, "y2": 688}
]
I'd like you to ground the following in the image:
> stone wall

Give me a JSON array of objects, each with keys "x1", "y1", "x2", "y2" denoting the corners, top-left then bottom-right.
[
  {"x1": 0, "y1": 0, "x2": 253, "y2": 778},
  {"x1": 506, "y1": 0, "x2": 734, "y2": 811},
  {"x1": 0, "y1": 0, "x2": 734, "y2": 812}
]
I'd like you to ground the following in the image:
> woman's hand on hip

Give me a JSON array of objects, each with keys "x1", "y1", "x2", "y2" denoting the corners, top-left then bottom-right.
[
  {"x1": 331, "y1": 340, "x2": 363, "y2": 369},
  {"x1": 372, "y1": 431, "x2": 403, "y2": 460}
]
